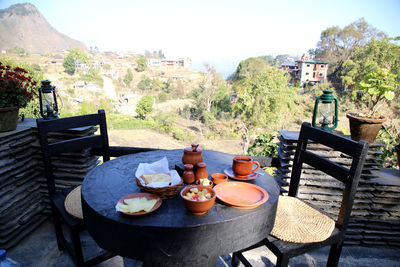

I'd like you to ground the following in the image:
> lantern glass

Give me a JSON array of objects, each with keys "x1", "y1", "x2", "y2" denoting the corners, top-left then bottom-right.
[
  {"x1": 41, "y1": 91, "x2": 56, "y2": 115},
  {"x1": 318, "y1": 102, "x2": 334, "y2": 125}
]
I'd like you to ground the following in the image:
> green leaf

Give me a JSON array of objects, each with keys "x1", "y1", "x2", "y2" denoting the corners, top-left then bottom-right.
[
  {"x1": 384, "y1": 91, "x2": 395, "y2": 101},
  {"x1": 368, "y1": 87, "x2": 377, "y2": 95}
]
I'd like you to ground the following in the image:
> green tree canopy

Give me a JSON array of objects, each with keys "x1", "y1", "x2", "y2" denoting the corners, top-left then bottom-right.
[
  {"x1": 310, "y1": 18, "x2": 386, "y2": 83},
  {"x1": 136, "y1": 95, "x2": 154, "y2": 119},
  {"x1": 191, "y1": 64, "x2": 225, "y2": 118},
  {"x1": 136, "y1": 56, "x2": 147, "y2": 72},
  {"x1": 231, "y1": 57, "x2": 271, "y2": 81},
  {"x1": 123, "y1": 68, "x2": 133, "y2": 86},
  {"x1": 232, "y1": 66, "x2": 293, "y2": 152},
  {"x1": 341, "y1": 38, "x2": 400, "y2": 87},
  {"x1": 62, "y1": 48, "x2": 89, "y2": 75}
]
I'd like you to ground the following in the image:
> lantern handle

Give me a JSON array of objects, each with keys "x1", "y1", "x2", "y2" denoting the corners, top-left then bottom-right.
[
  {"x1": 311, "y1": 96, "x2": 320, "y2": 128},
  {"x1": 326, "y1": 96, "x2": 339, "y2": 132}
]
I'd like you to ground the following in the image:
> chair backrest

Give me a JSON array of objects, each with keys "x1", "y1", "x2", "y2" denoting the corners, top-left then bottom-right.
[
  {"x1": 36, "y1": 109, "x2": 110, "y2": 196},
  {"x1": 289, "y1": 122, "x2": 369, "y2": 231}
]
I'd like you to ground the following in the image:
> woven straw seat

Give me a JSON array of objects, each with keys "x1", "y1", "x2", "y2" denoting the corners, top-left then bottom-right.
[
  {"x1": 64, "y1": 186, "x2": 83, "y2": 220},
  {"x1": 270, "y1": 196, "x2": 335, "y2": 243}
]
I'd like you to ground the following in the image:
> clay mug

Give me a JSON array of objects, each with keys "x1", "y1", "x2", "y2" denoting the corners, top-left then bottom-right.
[{"x1": 232, "y1": 156, "x2": 260, "y2": 178}]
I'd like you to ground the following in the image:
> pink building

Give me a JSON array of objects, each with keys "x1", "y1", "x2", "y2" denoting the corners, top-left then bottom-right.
[{"x1": 280, "y1": 53, "x2": 328, "y2": 87}]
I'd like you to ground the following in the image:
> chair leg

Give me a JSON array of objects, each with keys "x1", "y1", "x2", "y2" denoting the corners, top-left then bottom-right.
[
  {"x1": 327, "y1": 242, "x2": 343, "y2": 267},
  {"x1": 232, "y1": 252, "x2": 240, "y2": 267},
  {"x1": 70, "y1": 230, "x2": 85, "y2": 267},
  {"x1": 51, "y1": 211, "x2": 64, "y2": 251},
  {"x1": 276, "y1": 254, "x2": 289, "y2": 267}
]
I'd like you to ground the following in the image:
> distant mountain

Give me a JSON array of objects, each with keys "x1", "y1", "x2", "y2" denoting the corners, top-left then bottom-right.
[{"x1": 0, "y1": 3, "x2": 86, "y2": 53}]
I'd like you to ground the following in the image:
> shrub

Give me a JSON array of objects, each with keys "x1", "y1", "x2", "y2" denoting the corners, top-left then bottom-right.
[
  {"x1": 247, "y1": 133, "x2": 277, "y2": 157},
  {"x1": 136, "y1": 96, "x2": 154, "y2": 119}
]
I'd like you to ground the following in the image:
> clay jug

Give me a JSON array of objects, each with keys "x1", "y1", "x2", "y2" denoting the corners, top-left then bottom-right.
[
  {"x1": 195, "y1": 162, "x2": 208, "y2": 181},
  {"x1": 182, "y1": 144, "x2": 203, "y2": 165},
  {"x1": 183, "y1": 164, "x2": 195, "y2": 184}
]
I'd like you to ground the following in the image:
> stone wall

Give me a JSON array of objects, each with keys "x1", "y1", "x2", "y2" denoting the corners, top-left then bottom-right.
[
  {"x1": 0, "y1": 119, "x2": 99, "y2": 249},
  {"x1": 275, "y1": 130, "x2": 400, "y2": 248}
]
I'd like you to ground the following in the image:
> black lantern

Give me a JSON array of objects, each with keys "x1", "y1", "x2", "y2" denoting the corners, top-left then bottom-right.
[
  {"x1": 312, "y1": 89, "x2": 338, "y2": 132},
  {"x1": 39, "y1": 80, "x2": 58, "y2": 120}
]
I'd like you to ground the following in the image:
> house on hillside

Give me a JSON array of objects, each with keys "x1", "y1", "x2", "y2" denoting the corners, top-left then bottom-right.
[
  {"x1": 280, "y1": 53, "x2": 328, "y2": 87},
  {"x1": 147, "y1": 57, "x2": 191, "y2": 69}
]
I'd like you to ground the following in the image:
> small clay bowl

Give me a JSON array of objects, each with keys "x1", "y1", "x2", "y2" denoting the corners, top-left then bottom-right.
[
  {"x1": 180, "y1": 185, "x2": 216, "y2": 215},
  {"x1": 211, "y1": 173, "x2": 228, "y2": 185},
  {"x1": 196, "y1": 179, "x2": 214, "y2": 188}
]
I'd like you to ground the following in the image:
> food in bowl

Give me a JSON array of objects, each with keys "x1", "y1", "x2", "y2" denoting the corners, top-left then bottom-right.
[
  {"x1": 180, "y1": 185, "x2": 216, "y2": 215},
  {"x1": 199, "y1": 178, "x2": 211, "y2": 186},
  {"x1": 183, "y1": 187, "x2": 212, "y2": 201}
]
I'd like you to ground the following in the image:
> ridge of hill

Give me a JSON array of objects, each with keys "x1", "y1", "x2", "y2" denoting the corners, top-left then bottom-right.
[{"x1": 0, "y1": 3, "x2": 86, "y2": 53}]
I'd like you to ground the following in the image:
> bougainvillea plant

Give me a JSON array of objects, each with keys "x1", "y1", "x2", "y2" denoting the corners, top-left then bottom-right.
[{"x1": 0, "y1": 62, "x2": 37, "y2": 108}]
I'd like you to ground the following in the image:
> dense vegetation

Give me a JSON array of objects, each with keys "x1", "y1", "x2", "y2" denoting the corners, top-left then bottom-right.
[{"x1": 2, "y1": 18, "x2": 399, "y2": 168}]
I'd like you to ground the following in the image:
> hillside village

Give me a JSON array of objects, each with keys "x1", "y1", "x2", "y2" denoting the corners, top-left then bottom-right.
[{"x1": 2, "y1": 49, "x2": 204, "y2": 116}]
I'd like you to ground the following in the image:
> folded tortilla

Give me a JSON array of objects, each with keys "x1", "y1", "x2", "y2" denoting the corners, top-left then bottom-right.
[{"x1": 141, "y1": 173, "x2": 172, "y2": 185}]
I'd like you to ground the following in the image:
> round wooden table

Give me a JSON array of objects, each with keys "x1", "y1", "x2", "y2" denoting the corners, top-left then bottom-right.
[{"x1": 82, "y1": 149, "x2": 279, "y2": 266}]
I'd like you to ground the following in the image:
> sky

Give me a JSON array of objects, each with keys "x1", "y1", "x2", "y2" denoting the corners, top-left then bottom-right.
[{"x1": 1, "y1": 0, "x2": 400, "y2": 77}]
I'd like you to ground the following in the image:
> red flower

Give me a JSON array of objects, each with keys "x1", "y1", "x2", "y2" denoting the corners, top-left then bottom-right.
[{"x1": 0, "y1": 63, "x2": 38, "y2": 108}]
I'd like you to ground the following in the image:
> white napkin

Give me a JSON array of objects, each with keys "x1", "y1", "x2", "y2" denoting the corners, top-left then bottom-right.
[{"x1": 135, "y1": 157, "x2": 181, "y2": 187}]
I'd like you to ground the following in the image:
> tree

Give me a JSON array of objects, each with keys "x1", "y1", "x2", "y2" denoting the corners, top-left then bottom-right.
[
  {"x1": 341, "y1": 38, "x2": 400, "y2": 87},
  {"x1": 136, "y1": 95, "x2": 154, "y2": 119},
  {"x1": 310, "y1": 18, "x2": 386, "y2": 84},
  {"x1": 231, "y1": 57, "x2": 271, "y2": 81},
  {"x1": 62, "y1": 48, "x2": 89, "y2": 75},
  {"x1": 274, "y1": 54, "x2": 291, "y2": 65},
  {"x1": 137, "y1": 75, "x2": 151, "y2": 90},
  {"x1": 232, "y1": 67, "x2": 292, "y2": 153},
  {"x1": 13, "y1": 45, "x2": 26, "y2": 56},
  {"x1": 123, "y1": 68, "x2": 133, "y2": 86},
  {"x1": 158, "y1": 49, "x2": 165, "y2": 59},
  {"x1": 258, "y1": 55, "x2": 275, "y2": 66},
  {"x1": 136, "y1": 56, "x2": 147, "y2": 72},
  {"x1": 193, "y1": 64, "x2": 225, "y2": 114}
]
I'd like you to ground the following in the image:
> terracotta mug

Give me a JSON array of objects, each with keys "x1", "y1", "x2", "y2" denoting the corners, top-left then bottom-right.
[{"x1": 232, "y1": 156, "x2": 260, "y2": 178}]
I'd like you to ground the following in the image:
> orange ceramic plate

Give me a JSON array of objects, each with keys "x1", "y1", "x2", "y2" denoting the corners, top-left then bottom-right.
[
  {"x1": 224, "y1": 167, "x2": 258, "y2": 181},
  {"x1": 116, "y1": 193, "x2": 162, "y2": 216},
  {"x1": 214, "y1": 182, "x2": 268, "y2": 209}
]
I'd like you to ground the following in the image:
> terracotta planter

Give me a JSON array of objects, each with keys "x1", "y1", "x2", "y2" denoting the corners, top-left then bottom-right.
[
  {"x1": 0, "y1": 107, "x2": 19, "y2": 132},
  {"x1": 346, "y1": 113, "x2": 386, "y2": 143}
]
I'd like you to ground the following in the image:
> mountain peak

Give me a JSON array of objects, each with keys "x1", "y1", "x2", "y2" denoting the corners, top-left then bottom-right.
[
  {"x1": 0, "y1": 3, "x2": 39, "y2": 17},
  {"x1": 0, "y1": 3, "x2": 86, "y2": 53}
]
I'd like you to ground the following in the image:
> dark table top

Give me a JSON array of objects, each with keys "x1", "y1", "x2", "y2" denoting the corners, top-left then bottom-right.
[{"x1": 82, "y1": 149, "x2": 279, "y2": 266}]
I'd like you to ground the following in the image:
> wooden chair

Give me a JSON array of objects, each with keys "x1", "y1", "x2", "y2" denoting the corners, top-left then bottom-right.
[
  {"x1": 36, "y1": 109, "x2": 157, "y2": 267},
  {"x1": 232, "y1": 122, "x2": 369, "y2": 267}
]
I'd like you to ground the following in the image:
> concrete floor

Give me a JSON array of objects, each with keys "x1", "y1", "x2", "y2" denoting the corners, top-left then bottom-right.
[{"x1": 7, "y1": 220, "x2": 400, "y2": 267}]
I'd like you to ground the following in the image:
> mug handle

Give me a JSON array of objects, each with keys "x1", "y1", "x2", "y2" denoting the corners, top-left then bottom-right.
[{"x1": 252, "y1": 161, "x2": 260, "y2": 173}]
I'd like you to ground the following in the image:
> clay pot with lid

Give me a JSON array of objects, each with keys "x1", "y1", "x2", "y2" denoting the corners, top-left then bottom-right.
[{"x1": 182, "y1": 144, "x2": 203, "y2": 165}]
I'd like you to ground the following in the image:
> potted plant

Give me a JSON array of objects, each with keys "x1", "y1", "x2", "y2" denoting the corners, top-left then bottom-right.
[
  {"x1": 0, "y1": 62, "x2": 37, "y2": 132},
  {"x1": 346, "y1": 68, "x2": 399, "y2": 143}
]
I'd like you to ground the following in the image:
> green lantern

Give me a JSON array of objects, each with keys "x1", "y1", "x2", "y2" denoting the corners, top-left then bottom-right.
[
  {"x1": 312, "y1": 89, "x2": 338, "y2": 132},
  {"x1": 39, "y1": 80, "x2": 59, "y2": 120}
]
